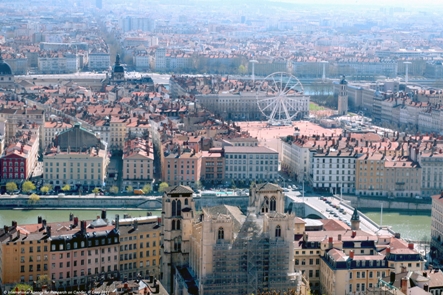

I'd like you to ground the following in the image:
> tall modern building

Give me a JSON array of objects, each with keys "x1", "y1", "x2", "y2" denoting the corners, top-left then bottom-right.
[
  {"x1": 337, "y1": 75, "x2": 348, "y2": 116},
  {"x1": 160, "y1": 183, "x2": 302, "y2": 295}
]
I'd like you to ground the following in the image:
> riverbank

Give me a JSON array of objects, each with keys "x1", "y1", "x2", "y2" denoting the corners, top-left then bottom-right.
[{"x1": 343, "y1": 194, "x2": 431, "y2": 212}]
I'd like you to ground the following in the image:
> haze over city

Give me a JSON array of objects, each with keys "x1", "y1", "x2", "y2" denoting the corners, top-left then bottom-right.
[{"x1": 1, "y1": 0, "x2": 443, "y2": 294}]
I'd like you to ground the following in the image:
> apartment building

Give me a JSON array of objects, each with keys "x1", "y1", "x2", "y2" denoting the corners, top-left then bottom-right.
[
  {"x1": 431, "y1": 193, "x2": 443, "y2": 260},
  {"x1": 109, "y1": 116, "x2": 127, "y2": 151},
  {"x1": 293, "y1": 210, "x2": 424, "y2": 295},
  {"x1": 0, "y1": 124, "x2": 39, "y2": 181},
  {"x1": 118, "y1": 216, "x2": 161, "y2": 280},
  {"x1": 224, "y1": 146, "x2": 279, "y2": 182},
  {"x1": 312, "y1": 150, "x2": 357, "y2": 194},
  {"x1": 88, "y1": 53, "x2": 110, "y2": 70},
  {"x1": 49, "y1": 218, "x2": 119, "y2": 289},
  {"x1": 122, "y1": 137, "x2": 154, "y2": 189},
  {"x1": 201, "y1": 149, "x2": 225, "y2": 184},
  {"x1": 0, "y1": 221, "x2": 50, "y2": 288},
  {"x1": 162, "y1": 146, "x2": 202, "y2": 187}
]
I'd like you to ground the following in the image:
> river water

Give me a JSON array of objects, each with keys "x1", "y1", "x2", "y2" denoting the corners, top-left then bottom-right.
[
  {"x1": 361, "y1": 210, "x2": 431, "y2": 242},
  {"x1": 0, "y1": 209, "x2": 430, "y2": 242},
  {"x1": 0, "y1": 209, "x2": 161, "y2": 226}
]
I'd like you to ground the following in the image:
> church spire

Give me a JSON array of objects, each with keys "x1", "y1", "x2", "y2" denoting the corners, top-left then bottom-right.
[{"x1": 351, "y1": 208, "x2": 360, "y2": 221}]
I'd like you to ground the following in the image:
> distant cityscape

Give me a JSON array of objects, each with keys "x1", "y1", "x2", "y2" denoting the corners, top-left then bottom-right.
[{"x1": 1, "y1": 0, "x2": 443, "y2": 295}]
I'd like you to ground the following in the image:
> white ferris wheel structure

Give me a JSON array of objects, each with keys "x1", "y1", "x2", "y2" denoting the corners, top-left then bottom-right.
[{"x1": 256, "y1": 72, "x2": 306, "y2": 126}]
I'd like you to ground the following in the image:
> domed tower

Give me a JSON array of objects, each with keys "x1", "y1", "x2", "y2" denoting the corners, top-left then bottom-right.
[
  {"x1": 338, "y1": 75, "x2": 348, "y2": 116},
  {"x1": 0, "y1": 54, "x2": 15, "y2": 89},
  {"x1": 111, "y1": 54, "x2": 125, "y2": 82},
  {"x1": 350, "y1": 208, "x2": 360, "y2": 231}
]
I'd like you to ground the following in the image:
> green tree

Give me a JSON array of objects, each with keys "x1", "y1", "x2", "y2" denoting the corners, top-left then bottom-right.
[
  {"x1": 126, "y1": 185, "x2": 134, "y2": 193},
  {"x1": 36, "y1": 275, "x2": 51, "y2": 289},
  {"x1": 195, "y1": 180, "x2": 203, "y2": 190},
  {"x1": 158, "y1": 182, "x2": 169, "y2": 193},
  {"x1": 22, "y1": 180, "x2": 35, "y2": 193},
  {"x1": 92, "y1": 187, "x2": 100, "y2": 196},
  {"x1": 12, "y1": 283, "x2": 33, "y2": 293},
  {"x1": 142, "y1": 184, "x2": 152, "y2": 195},
  {"x1": 238, "y1": 64, "x2": 247, "y2": 74},
  {"x1": 6, "y1": 182, "x2": 18, "y2": 193},
  {"x1": 109, "y1": 185, "x2": 119, "y2": 194},
  {"x1": 40, "y1": 184, "x2": 52, "y2": 194},
  {"x1": 28, "y1": 193, "x2": 40, "y2": 204},
  {"x1": 61, "y1": 184, "x2": 71, "y2": 192}
]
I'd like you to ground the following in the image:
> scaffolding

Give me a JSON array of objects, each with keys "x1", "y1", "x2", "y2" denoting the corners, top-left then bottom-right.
[{"x1": 202, "y1": 215, "x2": 298, "y2": 295}]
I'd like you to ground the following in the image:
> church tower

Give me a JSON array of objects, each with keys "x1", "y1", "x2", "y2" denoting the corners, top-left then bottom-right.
[
  {"x1": 111, "y1": 54, "x2": 125, "y2": 82},
  {"x1": 338, "y1": 75, "x2": 348, "y2": 116},
  {"x1": 249, "y1": 182, "x2": 285, "y2": 214},
  {"x1": 160, "y1": 185, "x2": 195, "y2": 294},
  {"x1": 351, "y1": 208, "x2": 361, "y2": 231}
]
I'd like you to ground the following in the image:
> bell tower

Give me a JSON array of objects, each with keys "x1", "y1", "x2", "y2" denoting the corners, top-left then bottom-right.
[
  {"x1": 351, "y1": 208, "x2": 361, "y2": 231},
  {"x1": 338, "y1": 75, "x2": 348, "y2": 116},
  {"x1": 160, "y1": 185, "x2": 195, "y2": 294},
  {"x1": 249, "y1": 183, "x2": 284, "y2": 214}
]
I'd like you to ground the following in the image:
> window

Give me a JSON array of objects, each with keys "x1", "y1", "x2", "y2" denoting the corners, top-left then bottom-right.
[
  {"x1": 270, "y1": 197, "x2": 276, "y2": 211},
  {"x1": 176, "y1": 220, "x2": 181, "y2": 230},
  {"x1": 171, "y1": 220, "x2": 176, "y2": 230},
  {"x1": 275, "y1": 225, "x2": 281, "y2": 237},
  {"x1": 218, "y1": 227, "x2": 224, "y2": 240}
]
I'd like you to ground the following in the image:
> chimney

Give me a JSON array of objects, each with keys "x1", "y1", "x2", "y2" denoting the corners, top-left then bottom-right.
[
  {"x1": 390, "y1": 272, "x2": 396, "y2": 284},
  {"x1": 124, "y1": 283, "x2": 129, "y2": 289},
  {"x1": 101, "y1": 209, "x2": 107, "y2": 220},
  {"x1": 69, "y1": 213, "x2": 73, "y2": 222},
  {"x1": 38, "y1": 216, "x2": 42, "y2": 224},
  {"x1": 386, "y1": 246, "x2": 391, "y2": 254},
  {"x1": 408, "y1": 243, "x2": 414, "y2": 250},
  {"x1": 157, "y1": 217, "x2": 162, "y2": 226},
  {"x1": 133, "y1": 219, "x2": 138, "y2": 230},
  {"x1": 80, "y1": 220, "x2": 86, "y2": 234},
  {"x1": 352, "y1": 230, "x2": 356, "y2": 238},
  {"x1": 12, "y1": 221, "x2": 17, "y2": 228},
  {"x1": 42, "y1": 219, "x2": 47, "y2": 228},
  {"x1": 350, "y1": 250, "x2": 354, "y2": 259},
  {"x1": 401, "y1": 277, "x2": 408, "y2": 294},
  {"x1": 424, "y1": 284, "x2": 429, "y2": 292},
  {"x1": 115, "y1": 214, "x2": 120, "y2": 231},
  {"x1": 3, "y1": 225, "x2": 8, "y2": 233},
  {"x1": 46, "y1": 226, "x2": 51, "y2": 237},
  {"x1": 16, "y1": 230, "x2": 20, "y2": 239},
  {"x1": 73, "y1": 217, "x2": 79, "y2": 227},
  {"x1": 423, "y1": 272, "x2": 427, "y2": 277}
]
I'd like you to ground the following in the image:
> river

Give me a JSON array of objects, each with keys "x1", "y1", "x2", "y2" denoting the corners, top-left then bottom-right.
[
  {"x1": 0, "y1": 209, "x2": 161, "y2": 226},
  {"x1": 361, "y1": 210, "x2": 431, "y2": 242},
  {"x1": 0, "y1": 208, "x2": 430, "y2": 242}
]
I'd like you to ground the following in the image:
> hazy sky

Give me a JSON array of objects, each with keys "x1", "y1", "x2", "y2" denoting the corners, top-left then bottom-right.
[{"x1": 278, "y1": 0, "x2": 441, "y2": 7}]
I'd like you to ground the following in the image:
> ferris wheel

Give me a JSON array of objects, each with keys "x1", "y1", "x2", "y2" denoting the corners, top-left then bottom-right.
[{"x1": 256, "y1": 72, "x2": 305, "y2": 125}]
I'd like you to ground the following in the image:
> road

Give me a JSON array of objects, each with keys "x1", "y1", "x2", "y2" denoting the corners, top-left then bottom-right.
[{"x1": 285, "y1": 191, "x2": 385, "y2": 235}]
